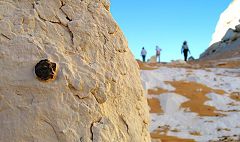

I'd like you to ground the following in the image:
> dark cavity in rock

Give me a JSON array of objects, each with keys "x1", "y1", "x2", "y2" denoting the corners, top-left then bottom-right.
[{"x1": 35, "y1": 59, "x2": 57, "y2": 81}]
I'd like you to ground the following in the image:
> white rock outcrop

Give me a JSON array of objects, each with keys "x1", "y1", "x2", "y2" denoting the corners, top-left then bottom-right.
[
  {"x1": 200, "y1": 26, "x2": 240, "y2": 60},
  {"x1": 200, "y1": 0, "x2": 240, "y2": 60},
  {"x1": 147, "y1": 56, "x2": 157, "y2": 63},
  {"x1": 0, "y1": 0, "x2": 150, "y2": 142},
  {"x1": 210, "y1": 0, "x2": 240, "y2": 45}
]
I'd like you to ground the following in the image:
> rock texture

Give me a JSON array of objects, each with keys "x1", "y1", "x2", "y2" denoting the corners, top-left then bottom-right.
[
  {"x1": 0, "y1": 1, "x2": 150, "y2": 142},
  {"x1": 209, "y1": 0, "x2": 240, "y2": 45}
]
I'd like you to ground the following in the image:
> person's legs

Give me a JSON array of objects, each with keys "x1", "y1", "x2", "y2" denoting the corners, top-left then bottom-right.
[
  {"x1": 142, "y1": 55, "x2": 146, "y2": 62},
  {"x1": 184, "y1": 52, "x2": 188, "y2": 61}
]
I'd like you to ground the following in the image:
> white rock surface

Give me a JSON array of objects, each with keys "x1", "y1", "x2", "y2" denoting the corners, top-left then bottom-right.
[
  {"x1": 210, "y1": 0, "x2": 240, "y2": 45},
  {"x1": 147, "y1": 56, "x2": 157, "y2": 63},
  {"x1": 200, "y1": 31, "x2": 240, "y2": 60},
  {"x1": 169, "y1": 59, "x2": 187, "y2": 65},
  {"x1": 0, "y1": 0, "x2": 150, "y2": 142}
]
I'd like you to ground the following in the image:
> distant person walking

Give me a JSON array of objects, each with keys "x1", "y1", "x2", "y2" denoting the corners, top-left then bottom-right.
[
  {"x1": 141, "y1": 47, "x2": 147, "y2": 62},
  {"x1": 181, "y1": 41, "x2": 191, "y2": 61},
  {"x1": 156, "y1": 45, "x2": 162, "y2": 63}
]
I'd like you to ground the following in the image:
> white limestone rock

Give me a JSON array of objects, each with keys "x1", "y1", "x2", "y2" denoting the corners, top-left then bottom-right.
[
  {"x1": 200, "y1": 0, "x2": 240, "y2": 60},
  {"x1": 170, "y1": 59, "x2": 187, "y2": 65},
  {"x1": 210, "y1": 0, "x2": 240, "y2": 45},
  {"x1": 147, "y1": 56, "x2": 157, "y2": 63},
  {"x1": 0, "y1": 0, "x2": 151, "y2": 142}
]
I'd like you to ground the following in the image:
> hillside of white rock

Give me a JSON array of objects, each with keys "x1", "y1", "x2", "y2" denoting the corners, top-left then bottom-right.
[
  {"x1": 209, "y1": 0, "x2": 240, "y2": 46},
  {"x1": 0, "y1": 0, "x2": 150, "y2": 142},
  {"x1": 201, "y1": 0, "x2": 240, "y2": 60}
]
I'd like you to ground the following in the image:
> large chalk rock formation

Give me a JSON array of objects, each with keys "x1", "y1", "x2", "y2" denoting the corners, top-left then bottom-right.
[
  {"x1": 0, "y1": 0, "x2": 150, "y2": 142},
  {"x1": 200, "y1": 0, "x2": 240, "y2": 60},
  {"x1": 209, "y1": 0, "x2": 240, "y2": 45}
]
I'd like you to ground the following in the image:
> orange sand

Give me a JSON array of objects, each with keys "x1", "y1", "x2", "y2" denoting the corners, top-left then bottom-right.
[
  {"x1": 147, "y1": 81, "x2": 226, "y2": 116},
  {"x1": 167, "y1": 81, "x2": 225, "y2": 116},
  {"x1": 147, "y1": 98, "x2": 163, "y2": 114},
  {"x1": 151, "y1": 128, "x2": 195, "y2": 142},
  {"x1": 147, "y1": 88, "x2": 168, "y2": 114}
]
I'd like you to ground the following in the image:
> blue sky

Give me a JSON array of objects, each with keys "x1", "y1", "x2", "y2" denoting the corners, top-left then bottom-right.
[{"x1": 110, "y1": 0, "x2": 232, "y2": 62}]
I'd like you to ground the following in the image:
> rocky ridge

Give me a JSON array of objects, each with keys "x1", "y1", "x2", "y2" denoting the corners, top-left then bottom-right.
[
  {"x1": 200, "y1": 23, "x2": 240, "y2": 60},
  {"x1": 0, "y1": 0, "x2": 150, "y2": 142}
]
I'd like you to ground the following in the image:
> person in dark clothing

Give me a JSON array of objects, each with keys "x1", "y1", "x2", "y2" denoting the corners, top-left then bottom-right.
[{"x1": 181, "y1": 41, "x2": 191, "y2": 61}]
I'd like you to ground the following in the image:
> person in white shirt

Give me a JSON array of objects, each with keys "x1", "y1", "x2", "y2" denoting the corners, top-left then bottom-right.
[
  {"x1": 156, "y1": 45, "x2": 162, "y2": 63},
  {"x1": 141, "y1": 47, "x2": 147, "y2": 62}
]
